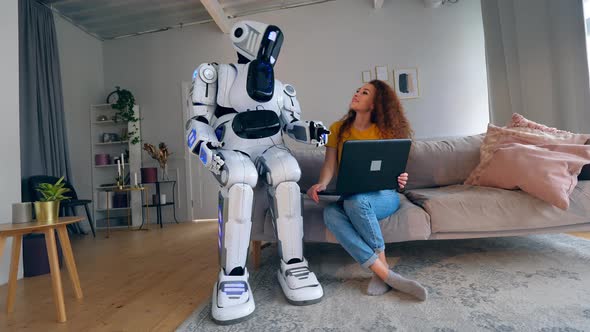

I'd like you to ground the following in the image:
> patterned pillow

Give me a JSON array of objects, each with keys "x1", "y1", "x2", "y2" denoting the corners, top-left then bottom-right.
[
  {"x1": 508, "y1": 113, "x2": 575, "y2": 135},
  {"x1": 465, "y1": 124, "x2": 590, "y2": 185},
  {"x1": 507, "y1": 113, "x2": 590, "y2": 182},
  {"x1": 473, "y1": 143, "x2": 590, "y2": 210}
]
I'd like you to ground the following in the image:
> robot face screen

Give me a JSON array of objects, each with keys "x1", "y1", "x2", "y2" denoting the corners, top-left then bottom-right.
[
  {"x1": 247, "y1": 59, "x2": 274, "y2": 102},
  {"x1": 257, "y1": 25, "x2": 283, "y2": 65}
]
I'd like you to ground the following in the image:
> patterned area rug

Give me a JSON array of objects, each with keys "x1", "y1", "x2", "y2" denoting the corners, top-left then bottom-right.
[{"x1": 177, "y1": 234, "x2": 590, "y2": 331}]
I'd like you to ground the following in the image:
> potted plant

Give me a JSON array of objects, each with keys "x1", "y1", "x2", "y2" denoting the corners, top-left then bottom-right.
[
  {"x1": 34, "y1": 176, "x2": 71, "y2": 223},
  {"x1": 107, "y1": 86, "x2": 141, "y2": 145}
]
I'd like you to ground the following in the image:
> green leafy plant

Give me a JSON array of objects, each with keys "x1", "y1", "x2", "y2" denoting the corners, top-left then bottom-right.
[
  {"x1": 35, "y1": 176, "x2": 71, "y2": 202},
  {"x1": 109, "y1": 86, "x2": 141, "y2": 145}
]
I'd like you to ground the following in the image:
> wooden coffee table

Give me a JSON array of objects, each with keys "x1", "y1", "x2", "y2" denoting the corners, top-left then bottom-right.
[{"x1": 0, "y1": 216, "x2": 84, "y2": 323}]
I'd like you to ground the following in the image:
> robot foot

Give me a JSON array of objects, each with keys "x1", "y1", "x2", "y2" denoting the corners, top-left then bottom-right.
[
  {"x1": 277, "y1": 258, "x2": 324, "y2": 305},
  {"x1": 211, "y1": 269, "x2": 255, "y2": 325}
]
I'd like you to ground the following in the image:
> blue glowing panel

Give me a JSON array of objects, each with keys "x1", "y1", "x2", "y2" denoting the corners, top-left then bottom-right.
[
  {"x1": 187, "y1": 129, "x2": 196, "y2": 148},
  {"x1": 199, "y1": 146, "x2": 208, "y2": 164},
  {"x1": 220, "y1": 281, "x2": 248, "y2": 296},
  {"x1": 218, "y1": 200, "x2": 223, "y2": 251}
]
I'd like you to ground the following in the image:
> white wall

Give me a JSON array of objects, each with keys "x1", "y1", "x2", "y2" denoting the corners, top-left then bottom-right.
[
  {"x1": 0, "y1": 0, "x2": 22, "y2": 285},
  {"x1": 482, "y1": 0, "x2": 590, "y2": 131},
  {"x1": 103, "y1": 0, "x2": 489, "y2": 219},
  {"x1": 54, "y1": 15, "x2": 105, "y2": 231}
]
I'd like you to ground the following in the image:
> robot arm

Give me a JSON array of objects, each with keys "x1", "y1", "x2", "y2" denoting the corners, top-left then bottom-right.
[
  {"x1": 185, "y1": 63, "x2": 225, "y2": 174},
  {"x1": 279, "y1": 84, "x2": 330, "y2": 147}
]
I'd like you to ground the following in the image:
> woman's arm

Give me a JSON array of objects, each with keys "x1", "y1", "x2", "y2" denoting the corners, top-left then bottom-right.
[{"x1": 306, "y1": 147, "x2": 338, "y2": 203}]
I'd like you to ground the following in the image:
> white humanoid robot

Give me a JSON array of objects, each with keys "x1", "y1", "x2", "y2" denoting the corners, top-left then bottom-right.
[{"x1": 185, "y1": 21, "x2": 330, "y2": 324}]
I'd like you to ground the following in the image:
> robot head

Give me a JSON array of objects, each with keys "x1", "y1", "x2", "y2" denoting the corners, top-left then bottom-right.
[{"x1": 230, "y1": 21, "x2": 284, "y2": 66}]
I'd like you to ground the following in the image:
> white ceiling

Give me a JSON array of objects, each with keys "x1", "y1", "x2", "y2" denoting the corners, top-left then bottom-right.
[{"x1": 38, "y1": 0, "x2": 339, "y2": 40}]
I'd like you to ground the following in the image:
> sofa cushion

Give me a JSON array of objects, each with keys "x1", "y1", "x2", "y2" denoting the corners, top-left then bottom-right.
[
  {"x1": 251, "y1": 192, "x2": 431, "y2": 243},
  {"x1": 469, "y1": 143, "x2": 590, "y2": 210},
  {"x1": 292, "y1": 135, "x2": 485, "y2": 192},
  {"x1": 405, "y1": 183, "x2": 590, "y2": 234},
  {"x1": 466, "y1": 123, "x2": 590, "y2": 185},
  {"x1": 290, "y1": 146, "x2": 338, "y2": 193},
  {"x1": 404, "y1": 134, "x2": 484, "y2": 190}
]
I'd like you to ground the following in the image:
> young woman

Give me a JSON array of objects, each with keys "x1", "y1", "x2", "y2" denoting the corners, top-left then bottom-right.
[{"x1": 307, "y1": 80, "x2": 427, "y2": 300}]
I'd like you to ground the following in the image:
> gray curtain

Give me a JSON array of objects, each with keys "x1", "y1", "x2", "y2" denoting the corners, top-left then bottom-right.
[
  {"x1": 481, "y1": 0, "x2": 590, "y2": 132},
  {"x1": 19, "y1": 0, "x2": 72, "y2": 191}
]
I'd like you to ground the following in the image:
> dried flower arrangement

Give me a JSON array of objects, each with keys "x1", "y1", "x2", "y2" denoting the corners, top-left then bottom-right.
[{"x1": 143, "y1": 142, "x2": 172, "y2": 179}]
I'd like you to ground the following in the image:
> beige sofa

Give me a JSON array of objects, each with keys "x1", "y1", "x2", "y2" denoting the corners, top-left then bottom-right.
[{"x1": 250, "y1": 134, "x2": 590, "y2": 266}]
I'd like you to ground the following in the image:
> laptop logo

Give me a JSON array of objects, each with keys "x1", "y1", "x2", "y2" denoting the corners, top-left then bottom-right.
[{"x1": 370, "y1": 160, "x2": 382, "y2": 172}]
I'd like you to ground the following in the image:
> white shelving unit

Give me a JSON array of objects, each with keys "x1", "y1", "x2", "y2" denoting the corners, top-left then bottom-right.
[{"x1": 90, "y1": 104, "x2": 142, "y2": 229}]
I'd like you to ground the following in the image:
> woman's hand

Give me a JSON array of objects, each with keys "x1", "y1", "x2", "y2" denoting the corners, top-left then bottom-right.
[
  {"x1": 397, "y1": 172, "x2": 409, "y2": 190},
  {"x1": 307, "y1": 183, "x2": 327, "y2": 204}
]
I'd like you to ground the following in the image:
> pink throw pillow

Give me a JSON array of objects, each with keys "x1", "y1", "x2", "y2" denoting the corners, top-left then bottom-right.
[
  {"x1": 508, "y1": 113, "x2": 575, "y2": 135},
  {"x1": 465, "y1": 124, "x2": 590, "y2": 185},
  {"x1": 507, "y1": 114, "x2": 590, "y2": 180},
  {"x1": 474, "y1": 143, "x2": 590, "y2": 210}
]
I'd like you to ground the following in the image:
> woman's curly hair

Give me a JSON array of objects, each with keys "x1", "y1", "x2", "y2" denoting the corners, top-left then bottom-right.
[{"x1": 337, "y1": 80, "x2": 413, "y2": 143}]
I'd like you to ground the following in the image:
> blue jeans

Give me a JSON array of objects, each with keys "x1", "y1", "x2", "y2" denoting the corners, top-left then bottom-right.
[{"x1": 323, "y1": 190, "x2": 400, "y2": 269}]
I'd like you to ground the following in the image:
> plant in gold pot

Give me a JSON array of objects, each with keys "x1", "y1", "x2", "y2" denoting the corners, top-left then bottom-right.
[{"x1": 34, "y1": 176, "x2": 71, "y2": 223}]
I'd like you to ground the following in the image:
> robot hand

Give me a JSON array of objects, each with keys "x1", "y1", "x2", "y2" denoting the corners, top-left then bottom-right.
[
  {"x1": 309, "y1": 121, "x2": 330, "y2": 147},
  {"x1": 186, "y1": 119, "x2": 225, "y2": 174},
  {"x1": 284, "y1": 120, "x2": 330, "y2": 147},
  {"x1": 198, "y1": 141, "x2": 225, "y2": 175}
]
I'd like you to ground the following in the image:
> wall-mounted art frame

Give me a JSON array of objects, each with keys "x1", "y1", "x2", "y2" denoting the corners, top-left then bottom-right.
[
  {"x1": 375, "y1": 65, "x2": 389, "y2": 81},
  {"x1": 393, "y1": 67, "x2": 419, "y2": 99},
  {"x1": 362, "y1": 70, "x2": 372, "y2": 83}
]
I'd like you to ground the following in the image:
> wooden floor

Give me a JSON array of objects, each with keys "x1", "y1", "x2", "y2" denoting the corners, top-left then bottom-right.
[
  {"x1": 568, "y1": 232, "x2": 590, "y2": 240},
  {"x1": 0, "y1": 222, "x2": 589, "y2": 331},
  {"x1": 0, "y1": 221, "x2": 219, "y2": 332}
]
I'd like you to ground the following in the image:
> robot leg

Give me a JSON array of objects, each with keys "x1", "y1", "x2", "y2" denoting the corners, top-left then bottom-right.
[
  {"x1": 211, "y1": 150, "x2": 258, "y2": 324},
  {"x1": 258, "y1": 146, "x2": 323, "y2": 305}
]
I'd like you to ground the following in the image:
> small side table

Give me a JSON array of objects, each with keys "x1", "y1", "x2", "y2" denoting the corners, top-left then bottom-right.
[
  {"x1": 0, "y1": 217, "x2": 84, "y2": 323},
  {"x1": 140, "y1": 180, "x2": 179, "y2": 228},
  {"x1": 102, "y1": 185, "x2": 149, "y2": 238}
]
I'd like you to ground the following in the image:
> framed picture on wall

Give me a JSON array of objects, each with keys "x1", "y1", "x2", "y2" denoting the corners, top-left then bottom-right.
[
  {"x1": 375, "y1": 65, "x2": 389, "y2": 81},
  {"x1": 362, "y1": 70, "x2": 372, "y2": 83},
  {"x1": 393, "y1": 68, "x2": 419, "y2": 99}
]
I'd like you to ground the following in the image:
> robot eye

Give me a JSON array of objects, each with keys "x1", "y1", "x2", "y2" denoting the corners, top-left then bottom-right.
[{"x1": 234, "y1": 28, "x2": 244, "y2": 38}]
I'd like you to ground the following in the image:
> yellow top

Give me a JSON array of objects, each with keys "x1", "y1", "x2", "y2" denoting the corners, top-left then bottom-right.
[{"x1": 325, "y1": 120, "x2": 382, "y2": 164}]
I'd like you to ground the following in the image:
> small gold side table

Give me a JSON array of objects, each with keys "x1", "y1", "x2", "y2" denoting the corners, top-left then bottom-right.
[{"x1": 103, "y1": 185, "x2": 149, "y2": 238}]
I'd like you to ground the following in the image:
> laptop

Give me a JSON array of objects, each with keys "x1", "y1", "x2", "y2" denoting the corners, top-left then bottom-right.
[{"x1": 320, "y1": 139, "x2": 412, "y2": 195}]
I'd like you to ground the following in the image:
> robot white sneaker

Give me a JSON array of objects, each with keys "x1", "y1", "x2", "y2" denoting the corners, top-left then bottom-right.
[
  {"x1": 277, "y1": 259, "x2": 324, "y2": 305},
  {"x1": 211, "y1": 269, "x2": 255, "y2": 325}
]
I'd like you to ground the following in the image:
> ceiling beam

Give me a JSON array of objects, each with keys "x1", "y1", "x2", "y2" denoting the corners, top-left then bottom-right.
[
  {"x1": 200, "y1": 0, "x2": 231, "y2": 34},
  {"x1": 374, "y1": 0, "x2": 384, "y2": 9}
]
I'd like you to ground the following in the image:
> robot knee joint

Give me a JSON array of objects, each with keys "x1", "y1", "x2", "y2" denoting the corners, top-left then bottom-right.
[{"x1": 219, "y1": 151, "x2": 258, "y2": 188}]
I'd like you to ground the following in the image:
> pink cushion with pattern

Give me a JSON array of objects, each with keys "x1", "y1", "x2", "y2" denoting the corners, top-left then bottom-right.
[
  {"x1": 474, "y1": 143, "x2": 590, "y2": 210},
  {"x1": 465, "y1": 114, "x2": 590, "y2": 209},
  {"x1": 508, "y1": 113, "x2": 575, "y2": 135},
  {"x1": 465, "y1": 123, "x2": 590, "y2": 185}
]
